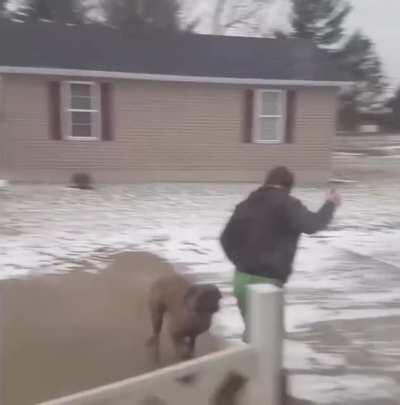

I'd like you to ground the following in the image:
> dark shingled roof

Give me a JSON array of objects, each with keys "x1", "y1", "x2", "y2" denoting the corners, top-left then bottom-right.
[{"x1": 0, "y1": 21, "x2": 349, "y2": 83}]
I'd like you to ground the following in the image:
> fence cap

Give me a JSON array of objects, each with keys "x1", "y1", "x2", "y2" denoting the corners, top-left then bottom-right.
[
  {"x1": 0, "y1": 179, "x2": 9, "y2": 188},
  {"x1": 248, "y1": 284, "x2": 282, "y2": 294}
]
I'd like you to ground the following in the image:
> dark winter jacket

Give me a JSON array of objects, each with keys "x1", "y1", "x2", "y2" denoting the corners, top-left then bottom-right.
[{"x1": 220, "y1": 186, "x2": 335, "y2": 284}]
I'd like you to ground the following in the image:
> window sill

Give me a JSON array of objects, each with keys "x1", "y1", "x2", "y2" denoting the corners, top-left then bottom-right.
[
  {"x1": 253, "y1": 140, "x2": 284, "y2": 144},
  {"x1": 65, "y1": 137, "x2": 99, "y2": 142}
]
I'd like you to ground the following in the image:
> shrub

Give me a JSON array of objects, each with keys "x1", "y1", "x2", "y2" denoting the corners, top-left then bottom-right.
[{"x1": 70, "y1": 173, "x2": 93, "y2": 190}]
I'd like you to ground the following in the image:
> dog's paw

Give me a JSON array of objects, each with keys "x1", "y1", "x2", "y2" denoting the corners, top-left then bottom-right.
[{"x1": 176, "y1": 345, "x2": 195, "y2": 361}]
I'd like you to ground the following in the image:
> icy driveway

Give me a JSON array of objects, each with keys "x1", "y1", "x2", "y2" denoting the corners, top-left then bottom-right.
[{"x1": 1, "y1": 182, "x2": 400, "y2": 404}]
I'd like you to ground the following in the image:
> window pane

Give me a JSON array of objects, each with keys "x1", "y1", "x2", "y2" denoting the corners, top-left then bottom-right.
[
  {"x1": 262, "y1": 92, "x2": 280, "y2": 115},
  {"x1": 71, "y1": 83, "x2": 91, "y2": 97},
  {"x1": 71, "y1": 96, "x2": 92, "y2": 110},
  {"x1": 71, "y1": 111, "x2": 91, "y2": 124},
  {"x1": 260, "y1": 117, "x2": 279, "y2": 141},
  {"x1": 72, "y1": 125, "x2": 92, "y2": 138}
]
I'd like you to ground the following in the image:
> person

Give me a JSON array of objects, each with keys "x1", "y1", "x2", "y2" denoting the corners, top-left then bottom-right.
[{"x1": 220, "y1": 166, "x2": 341, "y2": 339}]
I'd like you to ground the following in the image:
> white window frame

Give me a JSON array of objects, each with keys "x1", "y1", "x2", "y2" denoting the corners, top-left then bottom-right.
[
  {"x1": 61, "y1": 81, "x2": 101, "y2": 141},
  {"x1": 254, "y1": 89, "x2": 286, "y2": 144}
]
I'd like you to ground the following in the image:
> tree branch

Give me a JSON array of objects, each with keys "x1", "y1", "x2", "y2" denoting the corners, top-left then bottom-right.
[{"x1": 223, "y1": 5, "x2": 258, "y2": 30}]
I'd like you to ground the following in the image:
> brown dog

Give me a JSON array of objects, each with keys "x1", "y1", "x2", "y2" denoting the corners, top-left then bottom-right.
[{"x1": 146, "y1": 274, "x2": 222, "y2": 362}]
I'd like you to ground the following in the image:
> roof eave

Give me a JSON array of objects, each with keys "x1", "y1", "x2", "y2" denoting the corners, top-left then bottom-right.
[{"x1": 0, "y1": 66, "x2": 352, "y2": 87}]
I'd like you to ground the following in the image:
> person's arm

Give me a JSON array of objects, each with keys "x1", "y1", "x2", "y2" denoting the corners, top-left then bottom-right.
[{"x1": 285, "y1": 190, "x2": 341, "y2": 235}]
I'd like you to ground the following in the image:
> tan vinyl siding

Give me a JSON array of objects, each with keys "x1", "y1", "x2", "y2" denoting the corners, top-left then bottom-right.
[
  {"x1": 0, "y1": 74, "x2": 12, "y2": 177},
  {"x1": 0, "y1": 74, "x2": 337, "y2": 184}
]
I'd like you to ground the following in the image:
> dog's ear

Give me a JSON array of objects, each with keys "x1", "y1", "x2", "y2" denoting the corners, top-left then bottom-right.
[
  {"x1": 189, "y1": 285, "x2": 222, "y2": 313},
  {"x1": 184, "y1": 286, "x2": 201, "y2": 306}
]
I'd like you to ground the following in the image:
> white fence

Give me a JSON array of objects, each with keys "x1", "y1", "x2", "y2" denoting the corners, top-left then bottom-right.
[{"x1": 39, "y1": 285, "x2": 284, "y2": 405}]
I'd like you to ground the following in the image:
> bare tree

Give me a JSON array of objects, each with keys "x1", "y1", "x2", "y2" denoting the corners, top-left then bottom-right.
[
  {"x1": 185, "y1": 0, "x2": 273, "y2": 36},
  {"x1": 79, "y1": 0, "x2": 104, "y2": 23},
  {"x1": 99, "y1": 0, "x2": 180, "y2": 32},
  {"x1": 211, "y1": 0, "x2": 228, "y2": 34},
  {"x1": 221, "y1": 0, "x2": 270, "y2": 35}
]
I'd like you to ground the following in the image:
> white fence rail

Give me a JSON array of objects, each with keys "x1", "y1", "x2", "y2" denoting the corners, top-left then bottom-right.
[{"x1": 39, "y1": 285, "x2": 284, "y2": 405}]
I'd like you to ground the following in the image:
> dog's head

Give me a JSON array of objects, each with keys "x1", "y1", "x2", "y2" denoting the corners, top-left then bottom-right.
[{"x1": 184, "y1": 284, "x2": 222, "y2": 314}]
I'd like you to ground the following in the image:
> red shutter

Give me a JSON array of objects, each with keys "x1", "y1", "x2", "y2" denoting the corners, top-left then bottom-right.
[
  {"x1": 285, "y1": 90, "x2": 296, "y2": 144},
  {"x1": 48, "y1": 81, "x2": 62, "y2": 140},
  {"x1": 243, "y1": 89, "x2": 254, "y2": 143},
  {"x1": 101, "y1": 83, "x2": 113, "y2": 141}
]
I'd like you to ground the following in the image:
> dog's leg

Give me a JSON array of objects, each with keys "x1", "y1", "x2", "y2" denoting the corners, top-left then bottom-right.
[
  {"x1": 146, "y1": 300, "x2": 165, "y2": 363},
  {"x1": 173, "y1": 335, "x2": 188, "y2": 360},
  {"x1": 173, "y1": 335, "x2": 196, "y2": 360},
  {"x1": 187, "y1": 336, "x2": 196, "y2": 359}
]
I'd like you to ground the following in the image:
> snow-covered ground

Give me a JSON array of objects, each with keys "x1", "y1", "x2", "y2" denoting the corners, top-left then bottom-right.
[
  {"x1": 1, "y1": 181, "x2": 398, "y2": 279},
  {"x1": 1, "y1": 161, "x2": 400, "y2": 404}
]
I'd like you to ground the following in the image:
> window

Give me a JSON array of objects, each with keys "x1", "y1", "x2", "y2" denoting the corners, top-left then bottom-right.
[
  {"x1": 62, "y1": 82, "x2": 100, "y2": 140},
  {"x1": 255, "y1": 90, "x2": 286, "y2": 143}
]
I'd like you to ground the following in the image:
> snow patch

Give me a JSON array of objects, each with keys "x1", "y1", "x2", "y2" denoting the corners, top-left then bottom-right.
[{"x1": 291, "y1": 374, "x2": 400, "y2": 403}]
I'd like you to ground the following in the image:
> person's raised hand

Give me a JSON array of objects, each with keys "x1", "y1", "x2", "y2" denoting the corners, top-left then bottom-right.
[{"x1": 327, "y1": 189, "x2": 341, "y2": 208}]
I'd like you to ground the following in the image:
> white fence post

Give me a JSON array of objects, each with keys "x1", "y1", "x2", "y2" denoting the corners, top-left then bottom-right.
[
  {"x1": 248, "y1": 284, "x2": 284, "y2": 405},
  {"x1": 0, "y1": 179, "x2": 9, "y2": 189}
]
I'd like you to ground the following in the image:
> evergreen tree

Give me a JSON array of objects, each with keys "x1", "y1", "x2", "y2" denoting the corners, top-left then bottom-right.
[
  {"x1": 0, "y1": 0, "x2": 6, "y2": 16},
  {"x1": 338, "y1": 31, "x2": 387, "y2": 110},
  {"x1": 290, "y1": 0, "x2": 387, "y2": 111},
  {"x1": 387, "y1": 87, "x2": 400, "y2": 130},
  {"x1": 291, "y1": 0, "x2": 351, "y2": 48}
]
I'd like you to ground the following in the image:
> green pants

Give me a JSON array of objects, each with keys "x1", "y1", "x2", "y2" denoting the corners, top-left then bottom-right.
[{"x1": 233, "y1": 270, "x2": 283, "y2": 321}]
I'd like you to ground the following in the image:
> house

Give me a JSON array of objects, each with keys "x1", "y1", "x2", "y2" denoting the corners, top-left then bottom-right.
[
  {"x1": 357, "y1": 108, "x2": 392, "y2": 134},
  {"x1": 0, "y1": 21, "x2": 349, "y2": 184}
]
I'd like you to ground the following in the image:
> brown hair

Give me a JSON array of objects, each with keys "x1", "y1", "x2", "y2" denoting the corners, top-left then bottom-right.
[{"x1": 265, "y1": 166, "x2": 295, "y2": 190}]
